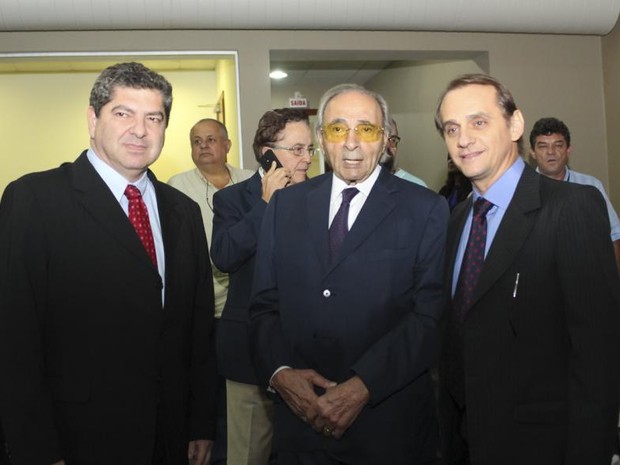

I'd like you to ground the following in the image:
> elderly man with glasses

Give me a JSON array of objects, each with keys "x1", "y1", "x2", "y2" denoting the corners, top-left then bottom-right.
[{"x1": 249, "y1": 84, "x2": 449, "y2": 465}]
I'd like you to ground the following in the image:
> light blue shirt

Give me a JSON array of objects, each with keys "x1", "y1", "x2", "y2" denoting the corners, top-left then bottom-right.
[
  {"x1": 451, "y1": 157, "x2": 525, "y2": 296},
  {"x1": 86, "y1": 149, "x2": 166, "y2": 285},
  {"x1": 394, "y1": 168, "x2": 427, "y2": 187},
  {"x1": 560, "y1": 168, "x2": 620, "y2": 241}
]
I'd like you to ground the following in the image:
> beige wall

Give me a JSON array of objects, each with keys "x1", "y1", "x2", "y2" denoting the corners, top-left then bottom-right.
[
  {"x1": 155, "y1": 69, "x2": 218, "y2": 180},
  {"x1": 0, "y1": 67, "x2": 219, "y2": 192},
  {"x1": 366, "y1": 60, "x2": 485, "y2": 190},
  {"x1": 0, "y1": 29, "x2": 616, "y2": 212},
  {"x1": 603, "y1": 24, "x2": 620, "y2": 209},
  {"x1": 216, "y1": 57, "x2": 245, "y2": 169}
]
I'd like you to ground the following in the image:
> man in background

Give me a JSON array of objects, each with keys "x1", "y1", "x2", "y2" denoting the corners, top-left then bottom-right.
[
  {"x1": 169, "y1": 118, "x2": 253, "y2": 463},
  {"x1": 435, "y1": 73, "x2": 620, "y2": 464},
  {"x1": 529, "y1": 116, "x2": 620, "y2": 270},
  {"x1": 438, "y1": 154, "x2": 472, "y2": 211},
  {"x1": 211, "y1": 108, "x2": 314, "y2": 464},
  {"x1": 379, "y1": 117, "x2": 428, "y2": 186},
  {"x1": 249, "y1": 84, "x2": 448, "y2": 464},
  {"x1": 0, "y1": 62, "x2": 216, "y2": 465},
  {"x1": 169, "y1": 119, "x2": 253, "y2": 314}
]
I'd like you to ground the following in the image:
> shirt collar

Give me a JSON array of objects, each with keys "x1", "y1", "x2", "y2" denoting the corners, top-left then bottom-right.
[
  {"x1": 195, "y1": 164, "x2": 236, "y2": 186},
  {"x1": 331, "y1": 164, "x2": 381, "y2": 199},
  {"x1": 472, "y1": 156, "x2": 525, "y2": 210},
  {"x1": 534, "y1": 165, "x2": 570, "y2": 181},
  {"x1": 87, "y1": 148, "x2": 150, "y2": 202},
  {"x1": 563, "y1": 167, "x2": 571, "y2": 181}
]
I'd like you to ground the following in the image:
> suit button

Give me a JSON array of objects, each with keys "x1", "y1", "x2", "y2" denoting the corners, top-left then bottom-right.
[{"x1": 323, "y1": 289, "x2": 331, "y2": 298}]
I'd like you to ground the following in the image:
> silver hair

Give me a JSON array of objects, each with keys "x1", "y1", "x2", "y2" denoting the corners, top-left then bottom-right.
[
  {"x1": 190, "y1": 118, "x2": 229, "y2": 139},
  {"x1": 315, "y1": 83, "x2": 391, "y2": 139}
]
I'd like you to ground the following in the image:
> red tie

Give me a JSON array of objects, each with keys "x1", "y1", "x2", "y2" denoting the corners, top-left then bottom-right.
[{"x1": 124, "y1": 185, "x2": 158, "y2": 268}]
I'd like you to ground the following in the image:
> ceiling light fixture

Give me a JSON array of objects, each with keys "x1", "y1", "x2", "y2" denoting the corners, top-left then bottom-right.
[{"x1": 269, "y1": 70, "x2": 288, "y2": 80}]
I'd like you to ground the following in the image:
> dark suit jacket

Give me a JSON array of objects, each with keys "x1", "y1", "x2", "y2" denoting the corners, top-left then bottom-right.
[
  {"x1": 0, "y1": 152, "x2": 216, "y2": 465},
  {"x1": 438, "y1": 165, "x2": 620, "y2": 465},
  {"x1": 249, "y1": 169, "x2": 449, "y2": 465},
  {"x1": 211, "y1": 172, "x2": 267, "y2": 384}
]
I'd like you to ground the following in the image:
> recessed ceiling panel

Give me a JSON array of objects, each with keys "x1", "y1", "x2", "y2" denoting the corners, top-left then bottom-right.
[{"x1": 0, "y1": 0, "x2": 618, "y2": 35}]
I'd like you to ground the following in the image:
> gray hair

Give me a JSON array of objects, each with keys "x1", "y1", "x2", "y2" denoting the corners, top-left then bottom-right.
[
  {"x1": 191, "y1": 118, "x2": 229, "y2": 139},
  {"x1": 89, "y1": 62, "x2": 173, "y2": 127},
  {"x1": 315, "y1": 83, "x2": 391, "y2": 139}
]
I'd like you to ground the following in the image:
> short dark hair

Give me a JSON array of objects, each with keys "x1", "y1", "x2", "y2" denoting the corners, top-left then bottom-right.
[
  {"x1": 89, "y1": 62, "x2": 173, "y2": 126},
  {"x1": 529, "y1": 117, "x2": 571, "y2": 149},
  {"x1": 434, "y1": 73, "x2": 518, "y2": 136},
  {"x1": 252, "y1": 109, "x2": 309, "y2": 161}
]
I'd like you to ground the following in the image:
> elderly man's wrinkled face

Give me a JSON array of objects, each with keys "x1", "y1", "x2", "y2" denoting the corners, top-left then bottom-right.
[
  {"x1": 264, "y1": 120, "x2": 313, "y2": 185},
  {"x1": 320, "y1": 91, "x2": 387, "y2": 185}
]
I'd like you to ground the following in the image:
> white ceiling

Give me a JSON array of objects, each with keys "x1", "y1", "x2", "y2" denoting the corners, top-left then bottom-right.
[
  {"x1": 2, "y1": 1, "x2": 618, "y2": 98},
  {"x1": 1, "y1": 0, "x2": 619, "y2": 35}
]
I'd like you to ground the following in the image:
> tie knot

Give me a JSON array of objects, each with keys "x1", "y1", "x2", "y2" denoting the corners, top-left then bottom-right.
[
  {"x1": 124, "y1": 185, "x2": 142, "y2": 200},
  {"x1": 473, "y1": 197, "x2": 493, "y2": 219},
  {"x1": 341, "y1": 188, "x2": 359, "y2": 205}
]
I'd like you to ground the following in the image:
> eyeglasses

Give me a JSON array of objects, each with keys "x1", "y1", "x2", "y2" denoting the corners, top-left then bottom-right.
[
  {"x1": 268, "y1": 145, "x2": 317, "y2": 157},
  {"x1": 321, "y1": 123, "x2": 384, "y2": 143},
  {"x1": 388, "y1": 135, "x2": 401, "y2": 146}
]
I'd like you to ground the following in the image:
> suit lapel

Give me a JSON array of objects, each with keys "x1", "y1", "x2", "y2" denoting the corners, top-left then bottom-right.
[
  {"x1": 246, "y1": 171, "x2": 262, "y2": 202},
  {"x1": 329, "y1": 170, "x2": 398, "y2": 270},
  {"x1": 70, "y1": 151, "x2": 159, "y2": 271},
  {"x1": 150, "y1": 172, "x2": 183, "y2": 269},
  {"x1": 472, "y1": 166, "x2": 541, "y2": 307},
  {"x1": 307, "y1": 175, "x2": 333, "y2": 272},
  {"x1": 447, "y1": 197, "x2": 473, "y2": 292}
]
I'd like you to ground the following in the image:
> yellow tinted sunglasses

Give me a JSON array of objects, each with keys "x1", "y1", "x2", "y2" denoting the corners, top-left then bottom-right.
[{"x1": 321, "y1": 122, "x2": 385, "y2": 143}]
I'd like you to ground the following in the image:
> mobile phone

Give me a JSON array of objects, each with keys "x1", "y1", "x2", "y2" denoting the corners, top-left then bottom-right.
[{"x1": 259, "y1": 149, "x2": 283, "y2": 171}]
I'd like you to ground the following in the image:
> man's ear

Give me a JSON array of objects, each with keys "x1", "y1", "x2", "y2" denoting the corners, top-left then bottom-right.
[
  {"x1": 510, "y1": 109, "x2": 525, "y2": 142},
  {"x1": 87, "y1": 106, "x2": 97, "y2": 139}
]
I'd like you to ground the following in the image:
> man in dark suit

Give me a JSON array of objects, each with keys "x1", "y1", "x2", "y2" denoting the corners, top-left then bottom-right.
[
  {"x1": 435, "y1": 73, "x2": 620, "y2": 465},
  {"x1": 0, "y1": 424, "x2": 9, "y2": 465},
  {"x1": 0, "y1": 62, "x2": 216, "y2": 465},
  {"x1": 249, "y1": 84, "x2": 449, "y2": 465},
  {"x1": 211, "y1": 108, "x2": 314, "y2": 465}
]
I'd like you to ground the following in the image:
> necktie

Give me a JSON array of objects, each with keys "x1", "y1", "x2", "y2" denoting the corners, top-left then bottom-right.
[
  {"x1": 329, "y1": 187, "x2": 359, "y2": 261},
  {"x1": 124, "y1": 185, "x2": 158, "y2": 268},
  {"x1": 445, "y1": 197, "x2": 493, "y2": 408},
  {"x1": 452, "y1": 197, "x2": 493, "y2": 321}
]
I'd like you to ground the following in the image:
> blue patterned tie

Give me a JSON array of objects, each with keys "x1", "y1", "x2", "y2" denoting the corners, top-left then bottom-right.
[
  {"x1": 329, "y1": 188, "x2": 359, "y2": 262},
  {"x1": 453, "y1": 197, "x2": 493, "y2": 321}
]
